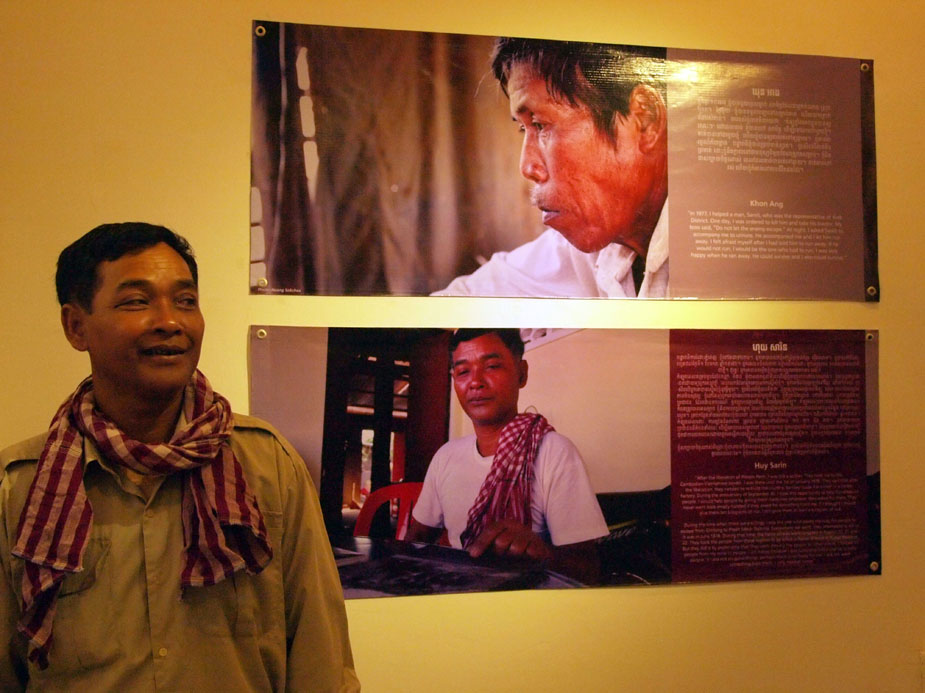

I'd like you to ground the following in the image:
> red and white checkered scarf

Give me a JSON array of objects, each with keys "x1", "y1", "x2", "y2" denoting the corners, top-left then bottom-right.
[
  {"x1": 459, "y1": 413, "x2": 554, "y2": 550},
  {"x1": 12, "y1": 370, "x2": 272, "y2": 668}
]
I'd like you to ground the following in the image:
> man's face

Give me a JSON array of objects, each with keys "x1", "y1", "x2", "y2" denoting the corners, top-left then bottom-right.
[
  {"x1": 507, "y1": 63, "x2": 659, "y2": 255},
  {"x1": 62, "y1": 242, "x2": 204, "y2": 409},
  {"x1": 451, "y1": 333, "x2": 527, "y2": 430}
]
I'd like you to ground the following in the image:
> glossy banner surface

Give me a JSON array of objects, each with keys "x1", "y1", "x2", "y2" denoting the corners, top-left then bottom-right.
[
  {"x1": 250, "y1": 22, "x2": 877, "y2": 299},
  {"x1": 249, "y1": 327, "x2": 880, "y2": 598}
]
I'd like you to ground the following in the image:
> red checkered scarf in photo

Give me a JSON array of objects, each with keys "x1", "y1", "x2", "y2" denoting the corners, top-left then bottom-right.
[
  {"x1": 12, "y1": 370, "x2": 272, "y2": 668},
  {"x1": 459, "y1": 413, "x2": 554, "y2": 550}
]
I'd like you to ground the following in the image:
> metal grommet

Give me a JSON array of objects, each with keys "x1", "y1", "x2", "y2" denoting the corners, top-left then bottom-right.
[
  {"x1": 860, "y1": 62, "x2": 870, "y2": 72},
  {"x1": 869, "y1": 561, "x2": 879, "y2": 572},
  {"x1": 866, "y1": 285, "x2": 877, "y2": 297},
  {"x1": 257, "y1": 277, "x2": 268, "y2": 288},
  {"x1": 255, "y1": 25, "x2": 266, "y2": 37},
  {"x1": 865, "y1": 332, "x2": 875, "y2": 341},
  {"x1": 256, "y1": 328, "x2": 268, "y2": 339}
]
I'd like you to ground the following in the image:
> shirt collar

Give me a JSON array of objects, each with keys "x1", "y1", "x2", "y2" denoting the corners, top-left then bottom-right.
[{"x1": 591, "y1": 199, "x2": 669, "y2": 297}]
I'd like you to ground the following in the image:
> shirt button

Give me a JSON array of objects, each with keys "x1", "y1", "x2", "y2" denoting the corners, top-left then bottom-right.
[
  {"x1": 144, "y1": 509, "x2": 155, "y2": 519},
  {"x1": 158, "y1": 647, "x2": 168, "y2": 658}
]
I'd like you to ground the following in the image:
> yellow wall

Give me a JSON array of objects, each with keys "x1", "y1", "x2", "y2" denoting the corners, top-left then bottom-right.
[{"x1": 1, "y1": 1, "x2": 922, "y2": 690}]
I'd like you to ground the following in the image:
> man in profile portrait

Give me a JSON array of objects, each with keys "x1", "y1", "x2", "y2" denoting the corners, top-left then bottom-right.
[
  {"x1": 406, "y1": 329, "x2": 608, "y2": 583},
  {"x1": 435, "y1": 38, "x2": 669, "y2": 298}
]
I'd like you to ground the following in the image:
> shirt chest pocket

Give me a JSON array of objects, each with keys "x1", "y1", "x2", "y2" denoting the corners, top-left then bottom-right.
[
  {"x1": 183, "y1": 509, "x2": 284, "y2": 637},
  {"x1": 18, "y1": 536, "x2": 121, "y2": 677}
]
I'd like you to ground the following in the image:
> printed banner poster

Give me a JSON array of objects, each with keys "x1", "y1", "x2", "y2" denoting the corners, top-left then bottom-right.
[
  {"x1": 250, "y1": 21, "x2": 878, "y2": 300},
  {"x1": 248, "y1": 327, "x2": 880, "y2": 598}
]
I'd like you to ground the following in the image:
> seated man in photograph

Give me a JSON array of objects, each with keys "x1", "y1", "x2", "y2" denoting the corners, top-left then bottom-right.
[
  {"x1": 0, "y1": 223, "x2": 358, "y2": 691},
  {"x1": 406, "y1": 329, "x2": 608, "y2": 583},
  {"x1": 434, "y1": 38, "x2": 669, "y2": 298}
]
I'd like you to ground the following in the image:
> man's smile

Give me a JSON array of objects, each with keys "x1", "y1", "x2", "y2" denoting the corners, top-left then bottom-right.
[{"x1": 139, "y1": 343, "x2": 188, "y2": 357}]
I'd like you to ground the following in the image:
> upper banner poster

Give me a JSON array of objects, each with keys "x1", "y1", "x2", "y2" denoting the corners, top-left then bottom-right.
[{"x1": 250, "y1": 21, "x2": 878, "y2": 300}]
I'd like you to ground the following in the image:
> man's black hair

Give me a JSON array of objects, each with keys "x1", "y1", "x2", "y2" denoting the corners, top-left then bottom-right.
[
  {"x1": 449, "y1": 328, "x2": 525, "y2": 360},
  {"x1": 56, "y1": 222, "x2": 198, "y2": 310},
  {"x1": 491, "y1": 37, "x2": 667, "y2": 141}
]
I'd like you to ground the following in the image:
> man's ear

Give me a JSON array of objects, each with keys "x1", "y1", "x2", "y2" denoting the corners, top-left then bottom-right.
[
  {"x1": 61, "y1": 303, "x2": 90, "y2": 352},
  {"x1": 518, "y1": 359, "x2": 529, "y2": 388},
  {"x1": 627, "y1": 83, "x2": 667, "y2": 153}
]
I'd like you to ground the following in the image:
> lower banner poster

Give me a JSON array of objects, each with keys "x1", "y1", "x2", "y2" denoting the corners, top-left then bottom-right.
[{"x1": 248, "y1": 327, "x2": 880, "y2": 598}]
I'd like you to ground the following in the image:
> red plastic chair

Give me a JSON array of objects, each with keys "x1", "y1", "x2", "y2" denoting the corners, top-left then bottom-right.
[{"x1": 352, "y1": 482, "x2": 424, "y2": 540}]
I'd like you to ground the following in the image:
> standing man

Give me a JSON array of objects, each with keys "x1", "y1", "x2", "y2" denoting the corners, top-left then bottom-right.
[
  {"x1": 435, "y1": 38, "x2": 669, "y2": 298},
  {"x1": 407, "y1": 329, "x2": 608, "y2": 583},
  {"x1": 0, "y1": 223, "x2": 359, "y2": 691}
]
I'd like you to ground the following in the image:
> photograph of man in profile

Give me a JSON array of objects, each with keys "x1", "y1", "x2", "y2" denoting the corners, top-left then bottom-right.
[
  {"x1": 435, "y1": 38, "x2": 669, "y2": 298},
  {"x1": 0, "y1": 223, "x2": 358, "y2": 691},
  {"x1": 406, "y1": 329, "x2": 608, "y2": 583}
]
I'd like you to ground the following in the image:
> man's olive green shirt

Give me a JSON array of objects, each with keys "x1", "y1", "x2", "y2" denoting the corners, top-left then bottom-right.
[{"x1": 0, "y1": 414, "x2": 359, "y2": 691}]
